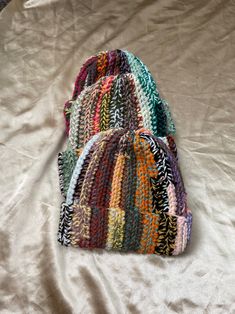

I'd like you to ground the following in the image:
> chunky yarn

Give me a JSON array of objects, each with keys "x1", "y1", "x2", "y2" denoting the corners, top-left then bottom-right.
[
  {"x1": 64, "y1": 49, "x2": 175, "y2": 137},
  {"x1": 58, "y1": 129, "x2": 192, "y2": 255},
  {"x1": 59, "y1": 71, "x2": 178, "y2": 197},
  {"x1": 57, "y1": 50, "x2": 192, "y2": 256}
]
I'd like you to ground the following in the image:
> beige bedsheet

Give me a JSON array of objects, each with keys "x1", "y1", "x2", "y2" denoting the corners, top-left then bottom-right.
[{"x1": 1, "y1": 0, "x2": 235, "y2": 313}]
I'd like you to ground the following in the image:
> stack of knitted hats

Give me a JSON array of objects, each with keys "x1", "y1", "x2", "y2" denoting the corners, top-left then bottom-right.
[{"x1": 57, "y1": 49, "x2": 192, "y2": 256}]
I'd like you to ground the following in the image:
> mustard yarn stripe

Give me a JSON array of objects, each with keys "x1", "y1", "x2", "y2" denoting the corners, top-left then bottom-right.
[
  {"x1": 106, "y1": 153, "x2": 126, "y2": 250},
  {"x1": 106, "y1": 208, "x2": 125, "y2": 250},
  {"x1": 93, "y1": 77, "x2": 113, "y2": 133},
  {"x1": 109, "y1": 154, "x2": 126, "y2": 208},
  {"x1": 100, "y1": 92, "x2": 110, "y2": 131}
]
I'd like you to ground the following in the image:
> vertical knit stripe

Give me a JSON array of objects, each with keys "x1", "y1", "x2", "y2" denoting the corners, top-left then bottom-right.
[
  {"x1": 172, "y1": 216, "x2": 185, "y2": 255},
  {"x1": 66, "y1": 133, "x2": 102, "y2": 205},
  {"x1": 106, "y1": 144, "x2": 127, "y2": 250},
  {"x1": 93, "y1": 76, "x2": 114, "y2": 133},
  {"x1": 83, "y1": 79, "x2": 104, "y2": 144},
  {"x1": 106, "y1": 207, "x2": 125, "y2": 250},
  {"x1": 89, "y1": 207, "x2": 108, "y2": 249},
  {"x1": 109, "y1": 154, "x2": 126, "y2": 208},
  {"x1": 122, "y1": 138, "x2": 142, "y2": 251},
  {"x1": 138, "y1": 212, "x2": 160, "y2": 254},
  {"x1": 79, "y1": 141, "x2": 107, "y2": 205},
  {"x1": 97, "y1": 52, "x2": 108, "y2": 80},
  {"x1": 137, "y1": 137, "x2": 160, "y2": 253},
  {"x1": 70, "y1": 204, "x2": 91, "y2": 248},
  {"x1": 155, "y1": 212, "x2": 177, "y2": 255},
  {"x1": 167, "y1": 183, "x2": 177, "y2": 215},
  {"x1": 133, "y1": 134, "x2": 153, "y2": 214},
  {"x1": 88, "y1": 130, "x2": 125, "y2": 208},
  {"x1": 100, "y1": 91, "x2": 111, "y2": 131}
]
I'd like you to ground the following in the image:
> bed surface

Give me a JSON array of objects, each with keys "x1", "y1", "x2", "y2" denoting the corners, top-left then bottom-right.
[{"x1": 1, "y1": 0, "x2": 235, "y2": 313}]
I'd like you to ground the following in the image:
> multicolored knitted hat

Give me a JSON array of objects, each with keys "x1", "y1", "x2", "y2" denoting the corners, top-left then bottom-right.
[
  {"x1": 59, "y1": 72, "x2": 176, "y2": 198},
  {"x1": 58, "y1": 128, "x2": 192, "y2": 256},
  {"x1": 64, "y1": 49, "x2": 175, "y2": 137},
  {"x1": 69, "y1": 73, "x2": 172, "y2": 148}
]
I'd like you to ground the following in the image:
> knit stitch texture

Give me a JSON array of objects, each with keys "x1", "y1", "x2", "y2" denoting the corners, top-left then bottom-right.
[
  {"x1": 57, "y1": 50, "x2": 192, "y2": 256},
  {"x1": 64, "y1": 49, "x2": 175, "y2": 137},
  {"x1": 58, "y1": 129, "x2": 192, "y2": 255}
]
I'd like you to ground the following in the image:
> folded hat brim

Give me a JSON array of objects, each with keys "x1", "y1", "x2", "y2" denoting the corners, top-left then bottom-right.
[{"x1": 58, "y1": 203, "x2": 192, "y2": 256}]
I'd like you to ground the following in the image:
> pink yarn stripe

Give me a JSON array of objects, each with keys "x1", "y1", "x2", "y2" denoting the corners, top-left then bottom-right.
[
  {"x1": 172, "y1": 217, "x2": 185, "y2": 255},
  {"x1": 167, "y1": 182, "x2": 177, "y2": 215}
]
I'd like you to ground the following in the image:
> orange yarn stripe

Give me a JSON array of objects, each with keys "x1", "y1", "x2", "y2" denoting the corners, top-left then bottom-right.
[
  {"x1": 97, "y1": 52, "x2": 108, "y2": 80},
  {"x1": 133, "y1": 135, "x2": 152, "y2": 214},
  {"x1": 135, "y1": 135, "x2": 159, "y2": 253},
  {"x1": 138, "y1": 213, "x2": 159, "y2": 254}
]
